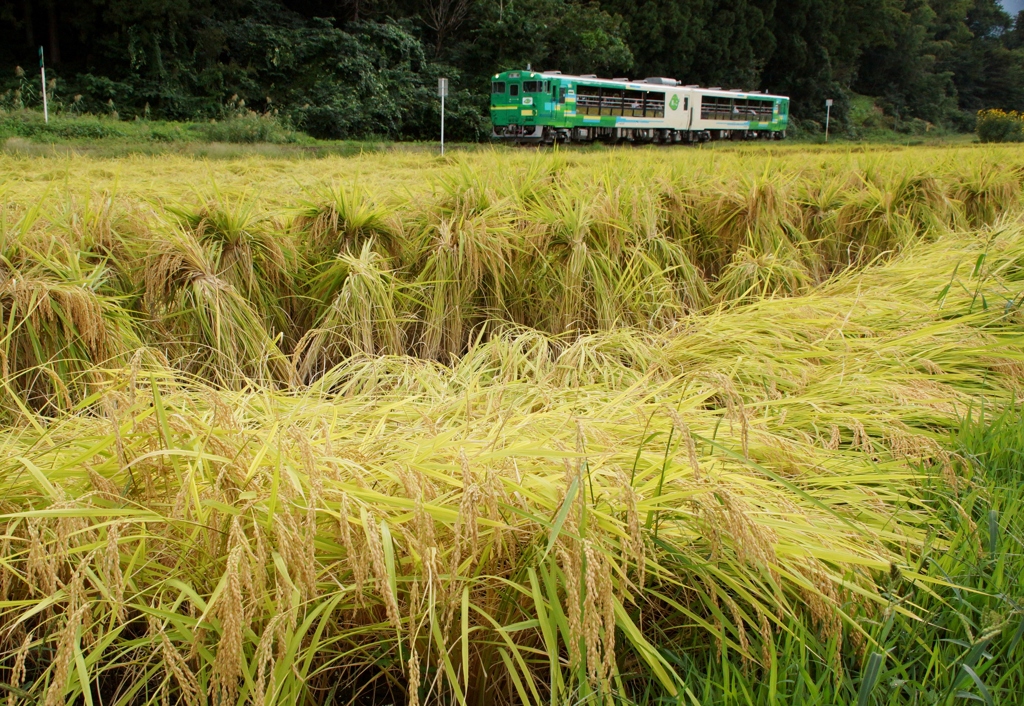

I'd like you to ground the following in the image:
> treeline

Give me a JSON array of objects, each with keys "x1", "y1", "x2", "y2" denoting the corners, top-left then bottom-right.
[{"x1": 1, "y1": 0, "x2": 1022, "y2": 139}]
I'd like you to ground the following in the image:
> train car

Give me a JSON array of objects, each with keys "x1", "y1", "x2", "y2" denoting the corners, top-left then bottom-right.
[{"x1": 490, "y1": 69, "x2": 789, "y2": 144}]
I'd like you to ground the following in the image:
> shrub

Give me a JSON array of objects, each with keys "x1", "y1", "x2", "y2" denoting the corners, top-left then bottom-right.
[
  {"x1": 0, "y1": 110, "x2": 127, "y2": 139},
  {"x1": 895, "y1": 116, "x2": 932, "y2": 135},
  {"x1": 976, "y1": 109, "x2": 1024, "y2": 143},
  {"x1": 149, "y1": 122, "x2": 188, "y2": 142},
  {"x1": 190, "y1": 112, "x2": 302, "y2": 144},
  {"x1": 791, "y1": 118, "x2": 822, "y2": 137}
]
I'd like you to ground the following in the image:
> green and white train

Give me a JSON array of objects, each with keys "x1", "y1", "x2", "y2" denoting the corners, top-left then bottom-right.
[{"x1": 490, "y1": 69, "x2": 789, "y2": 144}]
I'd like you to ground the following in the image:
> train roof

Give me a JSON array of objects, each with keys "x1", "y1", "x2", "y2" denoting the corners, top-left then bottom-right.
[{"x1": 493, "y1": 70, "x2": 788, "y2": 101}]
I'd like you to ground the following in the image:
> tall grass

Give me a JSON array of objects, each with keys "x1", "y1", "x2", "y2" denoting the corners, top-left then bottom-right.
[{"x1": 0, "y1": 145, "x2": 1022, "y2": 705}]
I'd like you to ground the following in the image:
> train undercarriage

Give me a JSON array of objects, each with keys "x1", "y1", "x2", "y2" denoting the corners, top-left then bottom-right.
[{"x1": 493, "y1": 124, "x2": 786, "y2": 145}]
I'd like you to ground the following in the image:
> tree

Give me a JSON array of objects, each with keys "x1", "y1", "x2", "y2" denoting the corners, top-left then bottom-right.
[
  {"x1": 941, "y1": 0, "x2": 1024, "y2": 114},
  {"x1": 1, "y1": 0, "x2": 1020, "y2": 132},
  {"x1": 423, "y1": 0, "x2": 472, "y2": 54},
  {"x1": 451, "y1": 0, "x2": 633, "y2": 86}
]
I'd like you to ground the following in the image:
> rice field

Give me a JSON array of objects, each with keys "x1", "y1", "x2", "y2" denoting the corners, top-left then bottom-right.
[{"x1": 0, "y1": 144, "x2": 1022, "y2": 705}]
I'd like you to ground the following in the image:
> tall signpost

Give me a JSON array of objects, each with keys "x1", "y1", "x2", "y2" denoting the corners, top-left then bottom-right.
[
  {"x1": 39, "y1": 46, "x2": 48, "y2": 124},
  {"x1": 438, "y1": 78, "x2": 448, "y2": 156},
  {"x1": 825, "y1": 99, "x2": 833, "y2": 143}
]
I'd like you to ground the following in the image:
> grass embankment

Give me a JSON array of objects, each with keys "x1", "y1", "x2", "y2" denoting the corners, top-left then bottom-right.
[
  {"x1": 0, "y1": 147, "x2": 1022, "y2": 705},
  {"x1": 0, "y1": 108, "x2": 976, "y2": 157},
  {"x1": 0, "y1": 111, "x2": 389, "y2": 158}
]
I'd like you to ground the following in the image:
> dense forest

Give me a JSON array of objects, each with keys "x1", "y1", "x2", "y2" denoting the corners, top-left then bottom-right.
[{"x1": 1, "y1": 0, "x2": 1022, "y2": 139}]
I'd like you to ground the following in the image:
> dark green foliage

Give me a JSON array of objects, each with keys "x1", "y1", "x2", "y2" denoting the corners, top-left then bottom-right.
[
  {"x1": 460, "y1": 0, "x2": 634, "y2": 79},
  {"x1": 0, "y1": 0, "x2": 1022, "y2": 135},
  {"x1": 207, "y1": 14, "x2": 446, "y2": 139},
  {"x1": 603, "y1": 0, "x2": 772, "y2": 89}
]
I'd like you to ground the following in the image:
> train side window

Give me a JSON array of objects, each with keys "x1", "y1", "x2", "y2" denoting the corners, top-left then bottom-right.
[
  {"x1": 491, "y1": 82, "x2": 506, "y2": 94},
  {"x1": 602, "y1": 89, "x2": 625, "y2": 116},
  {"x1": 684, "y1": 97, "x2": 689, "y2": 110},
  {"x1": 559, "y1": 87, "x2": 567, "y2": 103},
  {"x1": 624, "y1": 89, "x2": 644, "y2": 116},
  {"x1": 510, "y1": 84, "x2": 519, "y2": 97},
  {"x1": 643, "y1": 91, "x2": 665, "y2": 118},
  {"x1": 575, "y1": 85, "x2": 600, "y2": 114},
  {"x1": 700, "y1": 96, "x2": 733, "y2": 120}
]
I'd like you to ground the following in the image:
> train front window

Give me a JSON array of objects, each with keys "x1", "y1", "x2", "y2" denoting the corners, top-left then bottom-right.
[
  {"x1": 509, "y1": 84, "x2": 519, "y2": 97},
  {"x1": 491, "y1": 82, "x2": 506, "y2": 94},
  {"x1": 523, "y1": 81, "x2": 542, "y2": 92}
]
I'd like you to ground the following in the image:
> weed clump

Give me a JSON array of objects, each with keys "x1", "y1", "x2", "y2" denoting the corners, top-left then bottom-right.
[{"x1": 190, "y1": 112, "x2": 305, "y2": 144}]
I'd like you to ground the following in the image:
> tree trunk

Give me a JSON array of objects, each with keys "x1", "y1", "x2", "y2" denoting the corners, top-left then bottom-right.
[
  {"x1": 45, "y1": 0, "x2": 59, "y2": 64},
  {"x1": 22, "y1": 0, "x2": 34, "y2": 49},
  {"x1": 425, "y1": 0, "x2": 470, "y2": 57}
]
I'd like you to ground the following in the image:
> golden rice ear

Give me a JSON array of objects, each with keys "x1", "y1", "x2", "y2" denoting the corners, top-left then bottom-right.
[
  {"x1": 294, "y1": 240, "x2": 406, "y2": 381},
  {"x1": 952, "y1": 162, "x2": 1022, "y2": 227},
  {"x1": 0, "y1": 244, "x2": 140, "y2": 415},
  {"x1": 294, "y1": 182, "x2": 396, "y2": 259},
  {"x1": 716, "y1": 244, "x2": 812, "y2": 304}
]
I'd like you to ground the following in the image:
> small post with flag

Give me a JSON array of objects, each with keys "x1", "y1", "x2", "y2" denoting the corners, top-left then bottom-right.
[
  {"x1": 39, "y1": 46, "x2": 48, "y2": 124},
  {"x1": 438, "y1": 78, "x2": 448, "y2": 156}
]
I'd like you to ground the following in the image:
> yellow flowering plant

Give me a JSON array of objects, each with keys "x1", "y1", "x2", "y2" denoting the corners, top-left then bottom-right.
[{"x1": 976, "y1": 108, "x2": 1024, "y2": 142}]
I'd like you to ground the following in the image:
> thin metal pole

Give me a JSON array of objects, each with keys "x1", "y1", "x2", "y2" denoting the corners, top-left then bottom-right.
[
  {"x1": 40, "y1": 46, "x2": 48, "y2": 124},
  {"x1": 825, "y1": 104, "x2": 830, "y2": 143},
  {"x1": 441, "y1": 93, "x2": 445, "y2": 156}
]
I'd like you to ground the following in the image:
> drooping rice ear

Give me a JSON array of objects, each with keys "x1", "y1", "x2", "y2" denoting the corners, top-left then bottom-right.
[{"x1": 294, "y1": 181, "x2": 398, "y2": 259}]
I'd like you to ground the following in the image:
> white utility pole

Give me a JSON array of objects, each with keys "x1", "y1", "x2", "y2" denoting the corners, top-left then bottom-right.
[
  {"x1": 438, "y1": 78, "x2": 448, "y2": 156},
  {"x1": 825, "y1": 99, "x2": 833, "y2": 143},
  {"x1": 40, "y1": 46, "x2": 48, "y2": 123}
]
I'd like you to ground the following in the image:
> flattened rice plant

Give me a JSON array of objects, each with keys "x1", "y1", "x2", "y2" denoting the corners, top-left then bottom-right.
[
  {"x1": 144, "y1": 226, "x2": 293, "y2": 386},
  {"x1": 1, "y1": 144, "x2": 1024, "y2": 705},
  {"x1": 0, "y1": 208, "x2": 140, "y2": 414},
  {"x1": 0, "y1": 215, "x2": 1021, "y2": 704}
]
